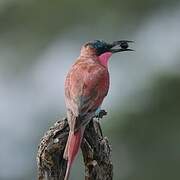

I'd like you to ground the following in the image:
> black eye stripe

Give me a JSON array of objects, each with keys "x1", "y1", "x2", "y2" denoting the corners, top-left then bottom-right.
[{"x1": 86, "y1": 40, "x2": 109, "y2": 55}]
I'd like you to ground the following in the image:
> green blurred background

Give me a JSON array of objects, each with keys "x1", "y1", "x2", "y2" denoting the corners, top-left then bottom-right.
[{"x1": 0, "y1": 0, "x2": 180, "y2": 179}]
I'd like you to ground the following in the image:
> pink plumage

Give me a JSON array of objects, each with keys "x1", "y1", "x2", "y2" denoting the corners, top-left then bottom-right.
[{"x1": 63, "y1": 40, "x2": 133, "y2": 180}]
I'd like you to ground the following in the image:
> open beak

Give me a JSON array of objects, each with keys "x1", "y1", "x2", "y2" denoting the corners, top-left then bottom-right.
[{"x1": 108, "y1": 40, "x2": 134, "y2": 53}]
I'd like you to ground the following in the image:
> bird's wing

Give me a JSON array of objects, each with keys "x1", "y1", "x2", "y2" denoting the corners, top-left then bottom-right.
[{"x1": 65, "y1": 61, "x2": 109, "y2": 132}]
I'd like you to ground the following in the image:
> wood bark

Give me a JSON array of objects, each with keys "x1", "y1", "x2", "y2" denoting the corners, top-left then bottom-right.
[{"x1": 37, "y1": 116, "x2": 113, "y2": 180}]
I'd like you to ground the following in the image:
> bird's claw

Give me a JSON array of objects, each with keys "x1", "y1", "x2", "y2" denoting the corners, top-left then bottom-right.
[{"x1": 95, "y1": 109, "x2": 107, "y2": 119}]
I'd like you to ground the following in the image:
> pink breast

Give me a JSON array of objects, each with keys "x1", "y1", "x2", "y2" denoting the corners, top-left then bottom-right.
[{"x1": 98, "y1": 52, "x2": 112, "y2": 67}]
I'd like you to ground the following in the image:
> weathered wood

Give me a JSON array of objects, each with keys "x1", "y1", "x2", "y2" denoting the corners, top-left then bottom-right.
[
  {"x1": 82, "y1": 121, "x2": 113, "y2": 180},
  {"x1": 37, "y1": 116, "x2": 113, "y2": 180}
]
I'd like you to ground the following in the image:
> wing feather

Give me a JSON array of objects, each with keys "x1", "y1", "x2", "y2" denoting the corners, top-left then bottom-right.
[{"x1": 65, "y1": 60, "x2": 109, "y2": 131}]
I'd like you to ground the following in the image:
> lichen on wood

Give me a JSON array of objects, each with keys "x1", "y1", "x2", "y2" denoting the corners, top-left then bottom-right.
[{"x1": 37, "y1": 114, "x2": 113, "y2": 180}]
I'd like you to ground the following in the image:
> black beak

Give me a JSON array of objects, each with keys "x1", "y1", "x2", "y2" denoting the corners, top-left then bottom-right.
[{"x1": 108, "y1": 40, "x2": 134, "y2": 53}]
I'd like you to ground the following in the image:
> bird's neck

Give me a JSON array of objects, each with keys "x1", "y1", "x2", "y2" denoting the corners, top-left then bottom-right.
[
  {"x1": 80, "y1": 46, "x2": 97, "y2": 58},
  {"x1": 80, "y1": 47, "x2": 112, "y2": 68},
  {"x1": 97, "y1": 52, "x2": 112, "y2": 67}
]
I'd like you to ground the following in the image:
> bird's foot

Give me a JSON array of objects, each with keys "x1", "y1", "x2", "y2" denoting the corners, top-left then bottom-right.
[{"x1": 95, "y1": 109, "x2": 107, "y2": 119}]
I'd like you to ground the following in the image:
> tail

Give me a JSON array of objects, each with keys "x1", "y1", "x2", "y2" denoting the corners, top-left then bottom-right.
[{"x1": 63, "y1": 127, "x2": 84, "y2": 180}]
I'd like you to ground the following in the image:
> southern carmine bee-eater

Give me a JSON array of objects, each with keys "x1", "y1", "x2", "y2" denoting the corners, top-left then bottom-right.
[{"x1": 64, "y1": 40, "x2": 133, "y2": 180}]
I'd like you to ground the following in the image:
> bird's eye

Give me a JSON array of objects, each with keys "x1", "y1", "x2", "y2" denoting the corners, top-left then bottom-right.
[
  {"x1": 94, "y1": 40, "x2": 105, "y2": 48},
  {"x1": 96, "y1": 43, "x2": 102, "y2": 48}
]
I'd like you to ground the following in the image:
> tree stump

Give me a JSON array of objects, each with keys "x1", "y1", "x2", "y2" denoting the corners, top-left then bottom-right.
[{"x1": 37, "y1": 116, "x2": 113, "y2": 180}]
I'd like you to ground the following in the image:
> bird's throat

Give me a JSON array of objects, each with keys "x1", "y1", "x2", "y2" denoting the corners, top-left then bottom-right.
[{"x1": 98, "y1": 52, "x2": 112, "y2": 67}]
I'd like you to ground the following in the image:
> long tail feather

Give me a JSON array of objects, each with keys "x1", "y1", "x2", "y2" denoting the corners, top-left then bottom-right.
[
  {"x1": 64, "y1": 128, "x2": 84, "y2": 180},
  {"x1": 64, "y1": 161, "x2": 71, "y2": 180}
]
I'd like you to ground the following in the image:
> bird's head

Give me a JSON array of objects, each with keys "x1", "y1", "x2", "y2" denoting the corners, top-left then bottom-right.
[
  {"x1": 82, "y1": 40, "x2": 134, "y2": 67},
  {"x1": 84, "y1": 40, "x2": 133, "y2": 55}
]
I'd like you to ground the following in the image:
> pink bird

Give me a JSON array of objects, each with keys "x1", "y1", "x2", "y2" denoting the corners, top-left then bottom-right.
[{"x1": 64, "y1": 40, "x2": 133, "y2": 180}]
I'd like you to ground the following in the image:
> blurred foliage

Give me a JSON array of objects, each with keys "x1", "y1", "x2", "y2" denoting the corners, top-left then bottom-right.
[{"x1": 106, "y1": 74, "x2": 180, "y2": 180}]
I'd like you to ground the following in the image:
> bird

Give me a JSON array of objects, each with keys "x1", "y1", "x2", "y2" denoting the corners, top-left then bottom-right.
[{"x1": 63, "y1": 40, "x2": 133, "y2": 180}]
